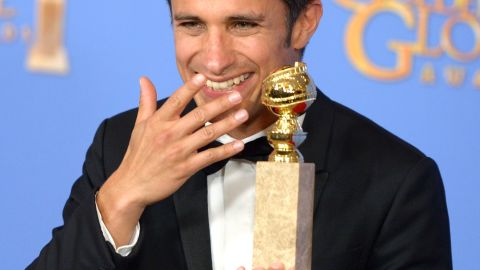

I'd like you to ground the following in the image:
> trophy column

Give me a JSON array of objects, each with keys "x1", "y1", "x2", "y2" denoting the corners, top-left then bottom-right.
[{"x1": 253, "y1": 62, "x2": 317, "y2": 270}]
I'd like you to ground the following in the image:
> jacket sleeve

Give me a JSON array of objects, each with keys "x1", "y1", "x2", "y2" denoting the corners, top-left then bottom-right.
[
  {"x1": 367, "y1": 157, "x2": 452, "y2": 269},
  {"x1": 26, "y1": 119, "x2": 139, "y2": 270}
]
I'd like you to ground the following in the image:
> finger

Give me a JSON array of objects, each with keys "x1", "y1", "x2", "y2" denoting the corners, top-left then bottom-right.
[
  {"x1": 186, "y1": 140, "x2": 244, "y2": 173},
  {"x1": 177, "y1": 90, "x2": 243, "y2": 136},
  {"x1": 236, "y1": 267, "x2": 246, "y2": 270},
  {"x1": 268, "y1": 262, "x2": 285, "y2": 270},
  {"x1": 182, "y1": 109, "x2": 248, "y2": 153},
  {"x1": 157, "y1": 74, "x2": 206, "y2": 120},
  {"x1": 136, "y1": 76, "x2": 158, "y2": 124}
]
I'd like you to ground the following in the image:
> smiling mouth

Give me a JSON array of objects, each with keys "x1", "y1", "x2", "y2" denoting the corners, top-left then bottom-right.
[{"x1": 206, "y1": 73, "x2": 251, "y2": 91}]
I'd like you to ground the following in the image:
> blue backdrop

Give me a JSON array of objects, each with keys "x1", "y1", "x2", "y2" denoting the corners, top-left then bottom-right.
[{"x1": 0, "y1": 1, "x2": 478, "y2": 269}]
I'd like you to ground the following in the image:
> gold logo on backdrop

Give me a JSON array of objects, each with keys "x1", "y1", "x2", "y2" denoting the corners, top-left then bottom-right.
[
  {"x1": 336, "y1": 0, "x2": 480, "y2": 89},
  {"x1": 1, "y1": 2, "x2": 32, "y2": 44},
  {"x1": 0, "y1": 0, "x2": 20, "y2": 43},
  {"x1": 421, "y1": 63, "x2": 436, "y2": 84},
  {"x1": 444, "y1": 66, "x2": 467, "y2": 87},
  {"x1": 0, "y1": 0, "x2": 68, "y2": 74},
  {"x1": 0, "y1": 0, "x2": 15, "y2": 19},
  {"x1": 474, "y1": 70, "x2": 480, "y2": 87},
  {"x1": 27, "y1": 0, "x2": 69, "y2": 74}
]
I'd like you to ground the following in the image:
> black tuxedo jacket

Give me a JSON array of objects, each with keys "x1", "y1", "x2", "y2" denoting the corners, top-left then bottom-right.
[{"x1": 28, "y1": 91, "x2": 452, "y2": 270}]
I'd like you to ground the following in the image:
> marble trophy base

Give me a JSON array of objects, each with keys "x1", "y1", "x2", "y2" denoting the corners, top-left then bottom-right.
[{"x1": 253, "y1": 161, "x2": 315, "y2": 270}]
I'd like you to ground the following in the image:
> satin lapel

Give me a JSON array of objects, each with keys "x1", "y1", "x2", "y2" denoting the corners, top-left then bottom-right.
[
  {"x1": 173, "y1": 171, "x2": 213, "y2": 270},
  {"x1": 299, "y1": 89, "x2": 335, "y2": 213}
]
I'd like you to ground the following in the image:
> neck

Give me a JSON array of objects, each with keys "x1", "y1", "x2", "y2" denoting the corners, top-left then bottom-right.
[{"x1": 227, "y1": 109, "x2": 277, "y2": 139}]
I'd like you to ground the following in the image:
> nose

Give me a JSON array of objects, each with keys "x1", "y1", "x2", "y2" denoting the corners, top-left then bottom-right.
[{"x1": 202, "y1": 29, "x2": 235, "y2": 76}]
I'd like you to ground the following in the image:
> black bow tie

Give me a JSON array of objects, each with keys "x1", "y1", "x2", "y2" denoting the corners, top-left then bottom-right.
[{"x1": 201, "y1": 136, "x2": 272, "y2": 175}]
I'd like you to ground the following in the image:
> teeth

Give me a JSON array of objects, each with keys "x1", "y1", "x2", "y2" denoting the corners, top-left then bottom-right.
[{"x1": 206, "y1": 73, "x2": 249, "y2": 91}]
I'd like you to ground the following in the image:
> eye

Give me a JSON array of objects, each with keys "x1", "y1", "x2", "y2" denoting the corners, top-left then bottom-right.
[
  {"x1": 179, "y1": 21, "x2": 200, "y2": 28},
  {"x1": 230, "y1": 21, "x2": 259, "y2": 36},
  {"x1": 176, "y1": 21, "x2": 206, "y2": 35},
  {"x1": 232, "y1": 21, "x2": 258, "y2": 30}
]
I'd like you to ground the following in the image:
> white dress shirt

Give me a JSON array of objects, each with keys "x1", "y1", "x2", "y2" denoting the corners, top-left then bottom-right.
[
  {"x1": 96, "y1": 115, "x2": 305, "y2": 270},
  {"x1": 207, "y1": 129, "x2": 266, "y2": 270}
]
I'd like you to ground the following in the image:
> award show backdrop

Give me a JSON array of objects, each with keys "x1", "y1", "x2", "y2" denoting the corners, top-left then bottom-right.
[{"x1": 0, "y1": 0, "x2": 478, "y2": 269}]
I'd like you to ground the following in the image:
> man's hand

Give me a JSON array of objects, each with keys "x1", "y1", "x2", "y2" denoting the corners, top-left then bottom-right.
[
  {"x1": 237, "y1": 262, "x2": 295, "y2": 270},
  {"x1": 97, "y1": 74, "x2": 248, "y2": 246}
]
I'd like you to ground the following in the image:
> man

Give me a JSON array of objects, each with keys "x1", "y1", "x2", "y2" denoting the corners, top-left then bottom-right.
[{"x1": 28, "y1": 0, "x2": 452, "y2": 269}]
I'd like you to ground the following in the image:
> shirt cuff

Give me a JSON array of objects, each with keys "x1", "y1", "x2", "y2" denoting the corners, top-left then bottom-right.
[{"x1": 95, "y1": 195, "x2": 140, "y2": 257}]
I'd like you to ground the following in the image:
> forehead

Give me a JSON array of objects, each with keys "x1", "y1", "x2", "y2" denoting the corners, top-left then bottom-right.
[{"x1": 170, "y1": 0, "x2": 287, "y2": 19}]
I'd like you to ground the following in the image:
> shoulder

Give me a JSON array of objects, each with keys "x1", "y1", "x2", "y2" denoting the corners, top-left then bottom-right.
[
  {"x1": 310, "y1": 94, "x2": 451, "y2": 268},
  {"x1": 330, "y1": 99, "x2": 424, "y2": 164},
  {"x1": 315, "y1": 92, "x2": 432, "y2": 191}
]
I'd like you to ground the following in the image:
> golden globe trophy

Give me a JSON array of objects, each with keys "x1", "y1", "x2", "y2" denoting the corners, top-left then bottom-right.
[{"x1": 253, "y1": 62, "x2": 316, "y2": 270}]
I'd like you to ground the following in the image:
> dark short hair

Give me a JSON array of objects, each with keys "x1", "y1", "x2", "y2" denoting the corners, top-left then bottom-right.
[{"x1": 165, "y1": 0, "x2": 314, "y2": 49}]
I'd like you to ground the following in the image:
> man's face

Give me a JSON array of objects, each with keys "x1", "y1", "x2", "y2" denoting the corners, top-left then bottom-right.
[{"x1": 171, "y1": 0, "x2": 304, "y2": 135}]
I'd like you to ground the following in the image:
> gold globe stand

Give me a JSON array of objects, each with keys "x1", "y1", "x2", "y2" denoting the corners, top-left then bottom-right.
[{"x1": 253, "y1": 62, "x2": 316, "y2": 270}]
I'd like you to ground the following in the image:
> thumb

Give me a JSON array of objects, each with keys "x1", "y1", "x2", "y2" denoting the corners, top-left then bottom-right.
[{"x1": 136, "y1": 76, "x2": 158, "y2": 124}]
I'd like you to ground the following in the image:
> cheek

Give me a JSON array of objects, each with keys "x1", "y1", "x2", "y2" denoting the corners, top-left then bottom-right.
[
  {"x1": 174, "y1": 35, "x2": 197, "y2": 70},
  {"x1": 236, "y1": 36, "x2": 275, "y2": 61},
  {"x1": 237, "y1": 35, "x2": 291, "y2": 70}
]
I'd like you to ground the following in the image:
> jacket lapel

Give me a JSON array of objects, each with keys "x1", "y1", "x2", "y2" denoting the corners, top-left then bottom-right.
[
  {"x1": 173, "y1": 171, "x2": 213, "y2": 270},
  {"x1": 299, "y1": 89, "x2": 335, "y2": 213}
]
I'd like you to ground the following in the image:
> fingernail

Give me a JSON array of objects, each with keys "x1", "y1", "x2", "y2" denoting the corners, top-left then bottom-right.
[
  {"x1": 233, "y1": 141, "x2": 244, "y2": 151},
  {"x1": 234, "y1": 109, "x2": 248, "y2": 121},
  {"x1": 228, "y1": 91, "x2": 242, "y2": 104},
  {"x1": 139, "y1": 77, "x2": 145, "y2": 91},
  {"x1": 192, "y1": 74, "x2": 206, "y2": 86}
]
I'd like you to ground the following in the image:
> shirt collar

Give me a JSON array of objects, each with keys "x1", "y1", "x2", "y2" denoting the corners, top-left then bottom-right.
[{"x1": 213, "y1": 113, "x2": 306, "y2": 145}]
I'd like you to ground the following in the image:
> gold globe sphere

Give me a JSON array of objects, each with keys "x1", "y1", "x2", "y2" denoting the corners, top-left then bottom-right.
[
  {"x1": 261, "y1": 62, "x2": 316, "y2": 116},
  {"x1": 261, "y1": 62, "x2": 317, "y2": 163}
]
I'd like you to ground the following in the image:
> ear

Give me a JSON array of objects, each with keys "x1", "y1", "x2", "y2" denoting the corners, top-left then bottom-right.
[{"x1": 290, "y1": 0, "x2": 323, "y2": 50}]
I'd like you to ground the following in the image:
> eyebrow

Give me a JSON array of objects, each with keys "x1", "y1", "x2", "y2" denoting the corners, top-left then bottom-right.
[
  {"x1": 173, "y1": 12, "x2": 265, "y2": 23},
  {"x1": 227, "y1": 14, "x2": 265, "y2": 22},
  {"x1": 174, "y1": 14, "x2": 201, "y2": 21}
]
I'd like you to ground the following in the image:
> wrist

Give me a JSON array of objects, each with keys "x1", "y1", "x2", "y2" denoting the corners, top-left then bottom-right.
[{"x1": 96, "y1": 171, "x2": 145, "y2": 246}]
